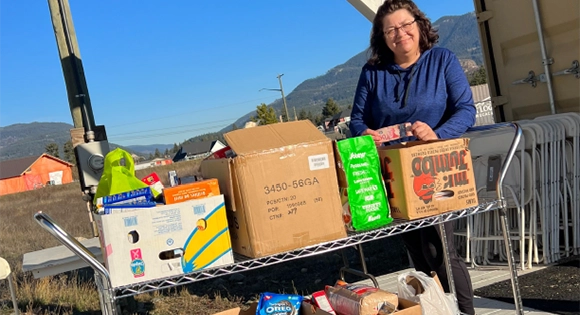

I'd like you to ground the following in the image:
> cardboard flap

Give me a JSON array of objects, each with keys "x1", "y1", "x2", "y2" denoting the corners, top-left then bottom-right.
[
  {"x1": 397, "y1": 298, "x2": 421, "y2": 314},
  {"x1": 405, "y1": 272, "x2": 445, "y2": 295},
  {"x1": 405, "y1": 275, "x2": 425, "y2": 294},
  {"x1": 224, "y1": 120, "x2": 327, "y2": 155},
  {"x1": 332, "y1": 141, "x2": 348, "y2": 188},
  {"x1": 429, "y1": 271, "x2": 445, "y2": 291},
  {"x1": 200, "y1": 159, "x2": 237, "y2": 211},
  {"x1": 212, "y1": 307, "x2": 241, "y2": 315},
  {"x1": 382, "y1": 138, "x2": 470, "y2": 151}
]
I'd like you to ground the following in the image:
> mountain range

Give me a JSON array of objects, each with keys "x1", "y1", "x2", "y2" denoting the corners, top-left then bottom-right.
[
  {"x1": 0, "y1": 122, "x2": 147, "y2": 161},
  {"x1": 221, "y1": 12, "x2": 482, "y2": 132},
  {"x1": 0, "y1": 12, "x2": 481, "y2": 161}
]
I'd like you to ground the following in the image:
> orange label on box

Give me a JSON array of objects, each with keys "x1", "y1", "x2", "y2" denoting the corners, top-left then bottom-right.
[{"x1": 163, "y1": 179, "x2": 220, "y2": 204}]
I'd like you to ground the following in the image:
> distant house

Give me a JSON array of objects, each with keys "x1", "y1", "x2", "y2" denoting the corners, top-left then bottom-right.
[
  {"x1": 329, "y1": 109, "x2": 352, "y2": 129},
  {"x1": 324, "y1": 131, "x2": 346, "y2": 141},
  {"x1": 323, "y1": 117, "x2": 333, "y2": 131},
  {"x1": 244, "y1": 121, "x2": 258, "y2": 128},
  {"x1": 173, "y1": 140, "x2": 226, "y2": 162},
  {"x1": 322, "y1": 109, "x2": 352, "y2": 132},
  {"x1": 0, "y1": 154, "x2": 73, "y2": 196},
  {"x1": 134, "y1": 158, "x2": 173, "y2": 171}
]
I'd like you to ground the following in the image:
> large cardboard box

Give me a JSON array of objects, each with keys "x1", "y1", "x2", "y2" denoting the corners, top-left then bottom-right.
[
  {"x1": 94, "y1": 195, "x2": 233, "y2": 288},
  {"x1": 378, "y1": 138, "x2": 478, "y2": 220},
  {"x1": 201, "y1": 120, "x2": 347, "y2": 258},
  {"x1": 214, "y1": 301, "x2": 334, "y2": 315}
]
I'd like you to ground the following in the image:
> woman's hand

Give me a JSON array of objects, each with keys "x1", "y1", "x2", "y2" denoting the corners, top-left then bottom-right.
[
  {"x1": 412, "y1": 121, "x2": 438, "y2": 141},
  {"x1": 362, "y1": 128, "x2": 383, "y2": 146}
]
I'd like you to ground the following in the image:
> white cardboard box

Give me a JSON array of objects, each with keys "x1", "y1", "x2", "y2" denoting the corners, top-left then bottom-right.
[{"x1": 94, "y1": 195, "x2": 233, "y2": 288}]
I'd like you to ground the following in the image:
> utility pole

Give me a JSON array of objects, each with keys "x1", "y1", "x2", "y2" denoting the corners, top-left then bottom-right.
[
  {"x1": 47, "y1": 0, "x2": 95, "y2": 131},
  {"x1": 259, "y1": 73, "x2": 290, "y2": 122},
  {"x1": 293, "y1": 107, "x2": 298, "y2": 121},
  {"x1": 48, "y1": 0, "x2": 110, "y2": 237},
  {"x1": 277, "y1": 74, "x2": 290, "y2": 122}
]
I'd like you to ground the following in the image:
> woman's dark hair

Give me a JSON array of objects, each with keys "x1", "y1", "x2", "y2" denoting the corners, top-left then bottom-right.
[{"x1": 368, "y1": 0, "x2": 439, "y2": 65}]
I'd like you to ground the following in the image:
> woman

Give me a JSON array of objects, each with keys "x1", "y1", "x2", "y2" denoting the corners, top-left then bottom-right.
[{"x1": 349, "y1": 0, "x2": 477, "y2": 313}]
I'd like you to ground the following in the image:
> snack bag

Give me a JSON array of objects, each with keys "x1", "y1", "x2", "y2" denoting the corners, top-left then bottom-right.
[
  {"x1": 325, "y1": 281, "x2": 398, "y2": 315},
  {"x1": 256, "y1": 293, "x2": 303, "y2": 315},
  {"x1": 336, "y1": 136, "x2": 393, "y2": 231},
  {"x1": 141, "y1": 172, "x2": 164, "y2": 193}
]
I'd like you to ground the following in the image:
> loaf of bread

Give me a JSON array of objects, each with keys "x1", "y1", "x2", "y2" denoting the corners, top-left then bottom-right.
[{"x1": 325, "y1": 282, "x2": 398, "y2": 315}]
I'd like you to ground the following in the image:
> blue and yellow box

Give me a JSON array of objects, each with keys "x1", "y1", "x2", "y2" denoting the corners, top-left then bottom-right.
[{"x1": 94, "y1": 195, "x2": 233, "y2": 288}]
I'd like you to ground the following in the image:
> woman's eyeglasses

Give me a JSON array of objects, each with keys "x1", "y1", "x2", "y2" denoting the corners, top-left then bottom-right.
[{"x1": 384, "y1": 20, "x2": 416, "y2": 39}]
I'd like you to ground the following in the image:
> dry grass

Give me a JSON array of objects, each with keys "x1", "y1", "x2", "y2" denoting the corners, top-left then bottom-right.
[{"x1": 0, "y1": 159, "x2": 246, "y2": 314}]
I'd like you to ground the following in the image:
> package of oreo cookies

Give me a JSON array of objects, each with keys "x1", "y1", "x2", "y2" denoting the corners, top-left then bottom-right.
[{"x1": 256, "y1": 292, "x2": 303, "y2": 315}]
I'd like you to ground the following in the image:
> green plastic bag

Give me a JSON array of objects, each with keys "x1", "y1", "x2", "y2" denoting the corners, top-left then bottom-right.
[
  {"x1": 94, "y1": 148, "x2": 158, "y2": 203},
  {"x1": 337, "y1": 135, "x2": 393, "y2": 231}
]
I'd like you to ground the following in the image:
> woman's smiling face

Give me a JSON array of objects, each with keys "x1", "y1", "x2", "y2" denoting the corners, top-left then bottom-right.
[{"x1": 382, "y1": 9, "x2": 420, "y2": 59}]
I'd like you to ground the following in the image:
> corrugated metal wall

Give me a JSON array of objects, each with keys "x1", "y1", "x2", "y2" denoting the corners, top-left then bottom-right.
[{"x1": 471, "y1": 84, "x2": 495, "y2": 126}]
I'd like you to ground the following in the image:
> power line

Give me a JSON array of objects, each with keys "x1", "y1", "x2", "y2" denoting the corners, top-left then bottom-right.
[
  {"x1": 107, "y1": 117, "x2": 239, "y2": 137},
  {"x1": 106, "y1": 97, "x2": 273, "y2": 128},
  {"x1": 110, "y1": 101, "x2": 347, "y2": 140},
  {"x1": 1, "y1": 95, "x2": 343, "y2": 147},
  {"x1": 108, "y1": 123, "x2": 230, "y2": 141}
]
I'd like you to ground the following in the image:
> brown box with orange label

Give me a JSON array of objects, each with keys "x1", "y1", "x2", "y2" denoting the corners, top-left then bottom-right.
[
  {"x1": 377, "y1": 138, "x2": 478, "y2": 220},
  {"x1": 163, "y1": 178, "x2": 220, "y2": 204}
]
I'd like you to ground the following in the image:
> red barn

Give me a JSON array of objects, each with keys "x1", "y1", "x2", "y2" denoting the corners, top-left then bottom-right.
[{"x1": 0, "y1": 154, "x2": 73, "y2": 196}]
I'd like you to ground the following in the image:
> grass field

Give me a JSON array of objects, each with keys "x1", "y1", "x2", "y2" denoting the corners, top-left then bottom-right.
[{"x1": 0, "y1": 160, "x2": 248, "y2": 314}]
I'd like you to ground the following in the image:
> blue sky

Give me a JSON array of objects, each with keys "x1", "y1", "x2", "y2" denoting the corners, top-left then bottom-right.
[{"x1": 0, "y1": 0, "x2": 475, "y2": 146}]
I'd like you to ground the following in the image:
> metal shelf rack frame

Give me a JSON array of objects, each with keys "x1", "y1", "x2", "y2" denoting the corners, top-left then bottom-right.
[{"x1": 33, "y1": 123, "x2": 524, "y2": 315}]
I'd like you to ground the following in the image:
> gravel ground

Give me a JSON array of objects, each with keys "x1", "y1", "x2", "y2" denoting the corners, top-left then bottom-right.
[{"x1": 474, "y1": 255, "x2": 580, "y2": 315}]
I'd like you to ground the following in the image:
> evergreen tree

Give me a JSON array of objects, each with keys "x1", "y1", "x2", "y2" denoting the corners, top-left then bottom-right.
[
  {"x1": 63, "y1": 140, "x2": 75, "y2": 164},
  {"x1": 315, "y1": 114, "x2": 326, "y2": 127},
  {"x1": 164, "y1": 148, "x2": 169, "y2": 156},
  {"x1": 469, "y1": 67, "x2": 487, "y2": 86},
  {"x1": 45, "y1": 142, "x2": 60, "y2": 158},
  {"x1": 172, "y1": 143, "x2": 179, "y2": 153},
  {"x1": 322, "y1": 98, "x2": 341, "y2": 118},
  {"x1": 154, "y1": 148, "x2": 161, "y2": 158},
  {"x1": 148, "y1": 153, "x2": 154, "y2": 160},
  {"x1": 232, "y1": 123, "x2": 238, "y2": 130},
  {"x1": 250, "y1": 103, "x2": 278, "y2": 125},
  {"x1": 305, "y1": 111, "x2": 317, "y2": 126},
  {"x1": 298, "y1": 109, "x2": 308, "y2": 120}
]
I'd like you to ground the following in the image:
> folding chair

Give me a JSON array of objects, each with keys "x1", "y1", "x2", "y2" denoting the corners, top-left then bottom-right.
[
  {"x1": 518, "y1": 121, "x2": 543, "y2": 266},
  {"x1": 535, "y1": 119, "x2": 564, "y2": 263},
  {"x1": 535, "y1": 113, "x2": 580, "y2": 255},
  {"x1": 0, "y1": 257, "x2": 20, "y2": 315},
  {"x1": 518, "y1": 120, "x2": 557, "y2": 264},
  {"x1": 455, "y1": 125, "x2": 532, "y2": 269}
]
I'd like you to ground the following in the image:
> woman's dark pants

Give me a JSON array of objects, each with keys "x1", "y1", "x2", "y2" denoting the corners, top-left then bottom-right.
[{"x1": 401, "y1": 221, "x2": 475, "y2": 314}]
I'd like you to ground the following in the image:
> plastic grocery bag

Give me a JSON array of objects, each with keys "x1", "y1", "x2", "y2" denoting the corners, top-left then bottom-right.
[
  {"x1": 94, "y1": 148, "x2": 157, "y2": 202},
  {"x1": 397, "y1": 271, "x2": 459, "y2": 315}
]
